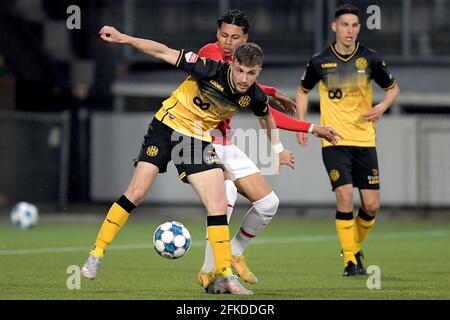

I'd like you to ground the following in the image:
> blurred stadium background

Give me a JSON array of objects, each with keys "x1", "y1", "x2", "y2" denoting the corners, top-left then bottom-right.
[
  {"x1": 1, "y1": 0, "x2": 450, "y2": 215},
  {"x1": 1, "y1": 0, "x2": 450, "y2": 301}
]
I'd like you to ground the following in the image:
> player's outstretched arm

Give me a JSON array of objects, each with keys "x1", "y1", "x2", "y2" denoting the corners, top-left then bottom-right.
[
  {"x1": 258, "y1": 113, "x2": 295, "y2": 174},
  {"x1": 270, "y1": 107, "x2": 311, "y2": 132},
  {"x1": 271, "y1": 90, "x2": 297, "y2": 115},
  {"x1": 269, "y1": 107, "x2": 343, "y2": 145},
  {"x1": 257, "y1": 83, "x2": 297, "y2": 115},
  {"x1": 99, "y1": 26, "x2": 180, "y2": 65},
  {"x1": 311, "y1": 125, "x2": 343, "y2": 145}
]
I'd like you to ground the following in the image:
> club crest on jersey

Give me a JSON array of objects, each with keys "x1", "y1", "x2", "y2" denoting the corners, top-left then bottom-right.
[
  {"x1": 355, "y1": 57, "x2": 368, "y2": 70},
  {"x1": 185, "y1": 52, "x2": 199, "y2": 63},
  {"x1": 238, "y1": 95, "x2": 251, "y2": 107},
  {"x1": 146, "y1": 146, "x2": 159, "y2": 157}
]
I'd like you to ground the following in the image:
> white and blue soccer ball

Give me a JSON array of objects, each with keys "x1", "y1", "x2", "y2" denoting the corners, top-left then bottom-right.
[
  {"x1": 10, "y1": 202, "x2": 39, "y2": 230},
  {"x1": 153, "y1": 221, "x2": 191, "y2": 259}
]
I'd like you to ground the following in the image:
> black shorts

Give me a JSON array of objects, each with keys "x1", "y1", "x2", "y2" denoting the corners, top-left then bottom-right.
[
  {"x1": 322, "y1": 146, "x2": 380, "y2": 191},
  {"x1": 135, "y1": 118, "x2": 223, "y2": 183}
]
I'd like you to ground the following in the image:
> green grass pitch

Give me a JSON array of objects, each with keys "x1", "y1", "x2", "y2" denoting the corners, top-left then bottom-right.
[{"x1": 1, "y1": 214, "x2": 450, "y2": 300}]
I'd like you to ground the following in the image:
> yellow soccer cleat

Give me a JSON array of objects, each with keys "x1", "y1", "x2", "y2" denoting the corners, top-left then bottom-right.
[
  {"x1": 231, "y1": 255, "x2": 258, "y2": 284},
  {"x1": 197, "y1": 269, "x2": 216, "y2": 289}
]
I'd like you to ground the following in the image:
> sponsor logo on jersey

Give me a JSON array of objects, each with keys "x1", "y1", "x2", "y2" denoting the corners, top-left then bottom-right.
[
  {"x1": 368, "y1": 176, "x2": 380, "y2": 184},
  {"x1": 185, "y1": 52, "x2": 199, "y2": 63},
  {"x1": 328, "y1": 89, "x2": 343, "y2": 100},
  {"x1": 321, "y1": 62, "x2": 337, "y2": 68},
  {"x1": 204, "y1": 149, "x2": 220, "y2": 164},
  {"x1": 368, "y1": 168, "x2": 380, "y2": 184},
  {"x1": 209, "y1": 80, "x2": 224, "y2": 92}
]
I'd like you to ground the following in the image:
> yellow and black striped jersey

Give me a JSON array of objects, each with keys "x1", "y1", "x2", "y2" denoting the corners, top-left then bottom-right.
[
  {"x1": 155, "y1": 50, "x2": 269, "y2": 141},
  {"x1": 301, "y1": 42, "x2": 396, "y2": 147}
]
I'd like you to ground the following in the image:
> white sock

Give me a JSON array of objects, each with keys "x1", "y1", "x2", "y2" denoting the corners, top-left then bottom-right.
[
  {"x1": 224, "y1": 180, "x2": 237, "y2": 223},
  {"x1": 231, "y1": 191, "x2": 279, "y2": 256},
  {"x1": 201, "y1": 180, "x2": 237, "y2": 273}
]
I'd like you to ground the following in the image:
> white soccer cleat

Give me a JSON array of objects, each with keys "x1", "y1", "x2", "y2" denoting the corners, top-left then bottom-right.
[
  {"x1": 206, "y1": 274, "x2": 254, "y2": 295},
  {"x1": 81, "y1": 254, "x2": 101, "y2": 280}
]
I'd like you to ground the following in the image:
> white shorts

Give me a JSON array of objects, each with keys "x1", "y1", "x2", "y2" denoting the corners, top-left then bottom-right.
[{"x1": 213, "y1": 143, "x2": 260, "y2": 181}]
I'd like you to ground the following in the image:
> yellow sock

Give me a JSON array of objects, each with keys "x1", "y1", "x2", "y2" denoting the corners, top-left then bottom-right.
[
  {"x1": 91, "y1": 196, "x2": 134, "y2": 257},
  {"x1": 91, "y1": 246, "x2": 105, "y2": 257},
  {"x1": 355, "y1": 209, "x2": 376, "y2": 253},
  {"x1": 207, "y1": 215, "x2": 232, "y2": 277},
  {"x1": 353, "y1": 237, "x2": 361, "y2": 255},
  {"x1": 335, "y1": 212, "x2": 357, "y2": 266}
]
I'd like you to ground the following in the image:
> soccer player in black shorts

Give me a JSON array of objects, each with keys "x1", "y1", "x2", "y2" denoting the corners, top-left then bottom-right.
[
  {"x1": 296, "y1": 4, "x2": 400, "y2": 276},
  {"x1": 80, "y1": 25, "x2": 296, "y2": 295}
]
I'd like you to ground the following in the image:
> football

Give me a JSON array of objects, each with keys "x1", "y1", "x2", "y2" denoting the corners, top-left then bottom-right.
[
  {"x1": 153, "y1": 221, "x2": 191, "y2": 259},
  {"x1": 10, "y1": 202, "x2": 39, "y2": 230}
]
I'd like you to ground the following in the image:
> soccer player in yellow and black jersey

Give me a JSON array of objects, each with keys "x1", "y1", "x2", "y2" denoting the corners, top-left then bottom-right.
[
  {"x1": 296, "y1": 4, "x2": 400, "y2": 276},
  {"x1": 80, "y1": 25, "x2": 301, "y2": 295}
]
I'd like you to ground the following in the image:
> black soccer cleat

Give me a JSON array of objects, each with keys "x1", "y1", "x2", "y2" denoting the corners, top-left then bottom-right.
[
  {"x1": 355, "y1": 251, "x2": 367, "y2": 275},
  {"x1": 342, "y1": 261, "x2": 358, "y2": 276}
]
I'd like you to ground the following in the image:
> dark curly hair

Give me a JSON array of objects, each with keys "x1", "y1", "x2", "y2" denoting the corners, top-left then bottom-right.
[{"x1": 217, "y1": 9, "x2": 250, "y2": 34}]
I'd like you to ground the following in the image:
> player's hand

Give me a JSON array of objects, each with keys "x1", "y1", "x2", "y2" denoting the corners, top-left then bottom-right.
[
  {"x1": 276, "y1": 149, "x2": 295, "y2": 175},
  {"x1": 272, "y1": 91, "x2": 297, "y2": 116},
  {"x1": 362, "y1": 104, "x2": 386, "y2": 123},
  {"x1": 99, "y1": 26, "x2": 126, "y2": 43},
  {"x1": 312, "y1": 125, "x2": 343, "y2": 145},
  {"x1": 296, "y1": 132, "x2": 309, "y2": 147}
]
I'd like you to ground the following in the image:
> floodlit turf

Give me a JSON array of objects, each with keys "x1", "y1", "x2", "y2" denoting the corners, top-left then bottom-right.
[{"x1": 1, "y1": 215, "x2": 450, "y2": 300}]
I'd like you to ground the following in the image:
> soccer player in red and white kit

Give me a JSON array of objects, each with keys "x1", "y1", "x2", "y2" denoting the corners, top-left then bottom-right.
[{"x1": 197, "y1": 9, "x2": 342, "y2": 288}]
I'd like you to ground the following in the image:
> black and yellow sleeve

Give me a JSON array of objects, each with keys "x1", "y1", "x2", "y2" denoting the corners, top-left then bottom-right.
[
  {"x1": 250, "y1": 87, "x2": 269, "y2": 117},
  {"x1": 300, "y1": 59, "x2": 321, "y2": 92},
  {"x1": 371, "y1": 53, "x2": 396, "y2": 90},
  {"x1": 176, "y1": 50, "x2": 222, "y2": 81}
]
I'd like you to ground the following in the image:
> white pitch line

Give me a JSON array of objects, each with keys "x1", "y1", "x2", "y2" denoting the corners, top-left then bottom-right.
[{"x1": 0, "y1": 229, "x2": 449, "y2": 256}]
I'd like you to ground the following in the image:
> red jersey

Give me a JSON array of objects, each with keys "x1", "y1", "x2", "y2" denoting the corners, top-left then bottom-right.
[{"x1": 198, "y1": 42, "x2": 312, "y2": 144}]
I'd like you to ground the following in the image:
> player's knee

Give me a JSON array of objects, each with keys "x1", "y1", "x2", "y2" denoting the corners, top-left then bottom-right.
[
  {"x1": 335, "y1": 188, "x2": 354, "y2": 209},
  {"x1": 126, "y1": 187, "x2": 147, "y2": 205},
  {"x1": 254, "y1": 191, "x2": 279, "y2": 217},
  {"x1": 364, "y1": 203, "x2": 379, "y2": 216}
]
